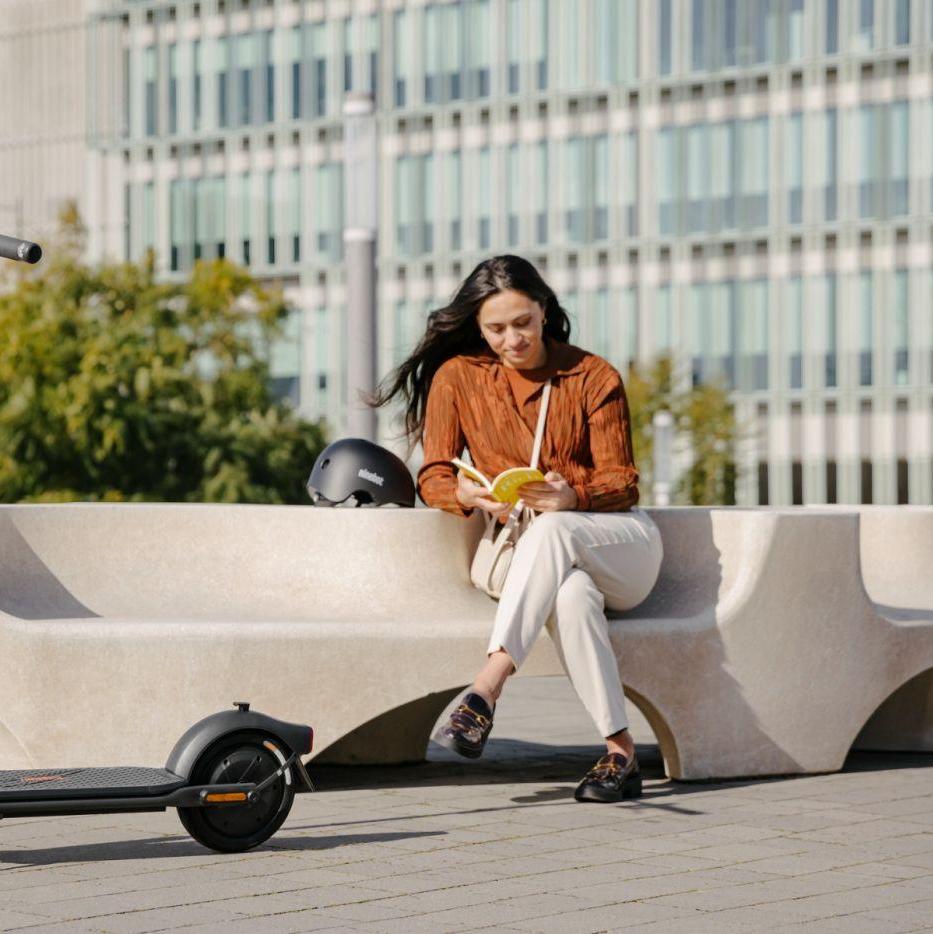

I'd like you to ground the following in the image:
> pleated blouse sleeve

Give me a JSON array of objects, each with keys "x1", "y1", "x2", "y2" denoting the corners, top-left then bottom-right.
[
  {"x1": 416, "y1": 361, "x2": 473, "y2": 517},
  {"x1": 570, "y1": 362, "x2": 640, "y2": 513}
]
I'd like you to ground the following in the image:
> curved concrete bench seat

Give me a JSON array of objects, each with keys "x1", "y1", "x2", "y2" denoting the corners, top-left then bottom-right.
[
  {"x1": 1, "y1": 504, "x2": 930, "y2": 781},
  {"x1": 804, "y1": 505, "x2": 933, "y2": 755}
]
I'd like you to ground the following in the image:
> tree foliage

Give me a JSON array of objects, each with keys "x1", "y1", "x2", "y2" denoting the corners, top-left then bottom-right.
[
  {"x1": 625, "y1": 355, "x2": 739, "y2": 506},
  {"x1": 0, "y1": 225, "x2": 326, "y2": 504}
]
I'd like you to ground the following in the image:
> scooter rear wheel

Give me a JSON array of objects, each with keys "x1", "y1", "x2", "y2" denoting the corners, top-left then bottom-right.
[{"x1": 178, "y1": 730, "x2": 295, "y2": 853}]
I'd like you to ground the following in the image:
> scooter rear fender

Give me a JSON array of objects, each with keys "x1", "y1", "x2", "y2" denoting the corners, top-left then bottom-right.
[{"x1": 166, "y1": 707, "x2": 313, "y2": 786}]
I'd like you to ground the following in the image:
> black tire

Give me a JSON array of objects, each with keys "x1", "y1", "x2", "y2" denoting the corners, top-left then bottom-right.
[{"x1": 177, "y1": 730, "x2": 295, "y2": 853}]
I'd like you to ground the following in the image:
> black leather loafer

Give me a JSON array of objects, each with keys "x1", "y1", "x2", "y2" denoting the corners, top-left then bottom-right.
[
  {"x1": 434, "y1": 692, "x2": 495, "y2": 759},
  {"x1": 574, "y1": 752, "x2": 643, "y2": 803}
]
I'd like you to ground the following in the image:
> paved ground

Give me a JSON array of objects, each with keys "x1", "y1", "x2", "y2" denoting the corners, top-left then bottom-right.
[{"x1": 1, "y1": 676, "x2": 932, "y2": 934}]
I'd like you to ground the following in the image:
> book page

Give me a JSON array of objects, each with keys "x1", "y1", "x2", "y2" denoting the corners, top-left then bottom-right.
[{"x1": 490, "y1": 467, "x2": 547, "y2": 504}]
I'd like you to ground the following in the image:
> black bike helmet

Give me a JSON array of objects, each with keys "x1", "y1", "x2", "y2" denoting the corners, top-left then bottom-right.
[{"x1": 306, "y1": 437, "x2": 416, "y2": 507}]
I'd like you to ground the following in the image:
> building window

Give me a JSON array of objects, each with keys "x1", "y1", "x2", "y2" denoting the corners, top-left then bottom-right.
[
  {"x1": 395, "y1": 154, "x2": 434, "y2": 256},
  {"x1": 821, "y1": 274, "x2": 837, "y2": 388},
  {"x1": 854, "y1": 0, "x2": 874, "y2": 51},
  {"x1": 507, "y1": 144, "x2": 521, "y2": 246},
  {"x1": 446, "y1": 150, "x2": 462, "y2": 250},
  {"x1": 723, "y1": 0, "x2": 737, "y2": 65},
  {"x1": 168, "y1": 44, "x2": 178, "y2": 134},
  {"x1": 739, "y1": 279, "x2": 768, "y2": 392},
  {"x1": 712, "y1": 122, "x2": 736, "y2": 230},
  {"x1": 144, "y1": 46, "x2": 157, "y2": 136},
  {"x1": 689, "y1": 282, "x2": 735, "y2": 390},
  {"x1": 622, "y1": 286, "x2": 638, "y2": 372},
  {"x1": 288, "y1": 167, "x2": 301, "y2": 263},
  {"x1": 237, "y1": 33, "x2": 255, "y2": 126},
  {"x1": 655, "y1": 284, "x2": 673, "y2": 356},
  {"x1": 563, "y1": 136, "x2": 608, "y2": 243},
  {"x1": 825, "y1": 400, "x2": 838, "y2": 503},
  {"x1": 685, "y1": 124, "x2": 708, "y2": 233},
  {"x1": 618, "y1": 131, "x2": 638, "y2": 236},
  {"x1": 393, "y1": 9, "x2": 410, "y2": 107},
  {"x1": 263, "y1": 30, "x2": 274, "y2": 122},
  {"x1": 895, "y1": 0, "x2": 911, "y2": 45},
  {"x1": 311, "y1": 22, "x2": 327, "y2": 118},
  {"x1": 269, "y1": 308, "x2": 302, "y2": 407},
  {"x1": 365, "y1": 15, "x2": 379, "y2": 98},
  {"x1": 342, "y1": 18, "x2": 353, "y2": 92},
  {"x1": 239, "y1": 172, "x2": 251, "y2": 265},
  {"x1": 507, "y1": 0, "x2": 521, "y2": 93},
  {"x1": 691, "y1": 0, "x2": 706, "y2": 71},
  {"x1": 465, "y1": 0, "x2": 491, "y2": 97},
  {"x1": 657, "y1": 126, "x2": 677, "y2": 235},
  {"x1": 535, "y1": 140, "x2": 548, "y2": 244},
  {"x1": 217, "y1": 37, "x2": 230, "y2": 128},
  {"x1": 142, "y1": 181, "x2": 155, "y2": 258},
  {"x1": 659, "y1": 0, "x2": 673, "y2": 75},
  {"x1": 738, "y1": 117, "x2": 769, "y2": 228},
  {"x1": 891, "y1": 101, "x2": 909, "y2": 216},
  {"x1": 559, "y1": 0, "x2": 581, "y2": 88},
  {"x1": 533, "y1": 0, "x2": 548, "y2": 89},
  {"x1": 859, "y1": 400, "x2": 873, "y2": 503},
  {"x1": 290, "y1": 27, "x2": 303, "y2": 119},
  {"x1": 859, "y1": 271, "x2": 873, "y2": 386},
  {"x1": 592, "y1": 289, "x2": 610, "y2": 361},
  {"x1": 859, "y1": 104, "x2": 877, "y2": 218},
  {"x1": 192, "y1": 39, "x2": 203, "y2": 131},
  {"x1": 894, "y1": 270, "x2": 909, "y2": 385},
  {"x1": 823, "y1": 108, "x2": 838, "y2": 220},
  {"x1": 314, "y1": 162, "x2": 343, "y2": 259},
  {"x1": 265, "y1": 170, "x2": 276, "y2": 264},
  {"x1": 787, "y1": 277, "x2": 803, "y2": 389},
  {"x1": 170, "y1": 178, "x2": 191, "y2": 271},
  {"x1": 786, "y1": 112, "x2": 802, "y2": 224},
  {"x1": 788, "y1": 0, "x2": 804, "y2": 59},
  {"x1": 122, "y1": 46, "x2": 131, "y2": 137},
  {"x1": 477, "y1": 147, "x2": 491, "y2": 249},
  {"x1": 825, "y1": 0, "x2": 838, "y2": 53}
]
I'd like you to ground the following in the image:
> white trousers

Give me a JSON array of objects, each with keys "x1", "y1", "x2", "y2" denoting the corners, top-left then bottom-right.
[{"x1": 486, "y1": 508, "x2": 664, "y2": 738}]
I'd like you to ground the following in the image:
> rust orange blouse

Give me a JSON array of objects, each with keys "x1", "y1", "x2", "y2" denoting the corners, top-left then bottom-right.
[{"x1": 417, "y1": 338, "x2": 640, "y2": 517}]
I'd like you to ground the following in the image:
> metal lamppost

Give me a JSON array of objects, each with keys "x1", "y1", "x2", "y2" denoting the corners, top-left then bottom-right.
[{"x1": 343, "y1": 92, "x2": 378, "y2": 442}]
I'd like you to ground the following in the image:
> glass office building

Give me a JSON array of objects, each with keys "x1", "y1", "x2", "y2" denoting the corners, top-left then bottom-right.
[{"x1": 86, "y1": 0, "x2": 933, "y2": 504}]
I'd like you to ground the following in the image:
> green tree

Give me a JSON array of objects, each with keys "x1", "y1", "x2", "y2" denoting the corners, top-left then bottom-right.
[
  {"x1": 625, "y1": 355, "x2": 740, "y2": 506},
  {"x1": 0, "y1": 223, "x2": 326, "y2": 504}
]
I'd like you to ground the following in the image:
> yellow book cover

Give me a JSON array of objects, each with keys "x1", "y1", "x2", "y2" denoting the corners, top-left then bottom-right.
[{"x1": 451, "y1": 457, "x2": 546, "y2": 505}]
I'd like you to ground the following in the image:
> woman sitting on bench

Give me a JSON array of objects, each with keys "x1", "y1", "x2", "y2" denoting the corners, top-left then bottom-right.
[{"x1": 370, "y1": 255, "x2": 663, "y2": 803}]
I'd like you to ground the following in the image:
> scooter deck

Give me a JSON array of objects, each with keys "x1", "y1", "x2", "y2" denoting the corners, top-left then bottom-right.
[{"x1": 0, "y1": 767, "x2": 186, "y2": 802}]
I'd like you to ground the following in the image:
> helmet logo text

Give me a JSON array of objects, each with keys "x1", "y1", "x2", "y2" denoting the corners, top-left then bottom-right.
[{"x1": 358, "y1": 467, "x2": 384, "y2": 487}]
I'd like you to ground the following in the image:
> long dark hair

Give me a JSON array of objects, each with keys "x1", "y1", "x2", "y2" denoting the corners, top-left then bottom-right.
[{"x1": 368, "y1": 255, "x2": 572, "y2": 453}]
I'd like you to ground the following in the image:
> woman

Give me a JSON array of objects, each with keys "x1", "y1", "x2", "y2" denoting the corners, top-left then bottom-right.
[{"x1": 370, "y1": 255, "x2": 663, "y2": 803}]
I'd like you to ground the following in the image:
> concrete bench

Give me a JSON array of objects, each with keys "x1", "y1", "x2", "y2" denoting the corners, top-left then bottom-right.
[{"x1": 1, "y1": 504, "x2": 930, "y2": 781}]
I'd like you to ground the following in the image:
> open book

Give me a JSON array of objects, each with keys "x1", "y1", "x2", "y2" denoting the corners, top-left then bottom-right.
[{"x1": 451, "y1": 457, "x2": 546, "y2": 506}]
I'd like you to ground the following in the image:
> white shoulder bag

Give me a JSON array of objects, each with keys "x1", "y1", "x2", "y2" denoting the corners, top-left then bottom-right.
[{"x1": 469, "y1": 380, "x2": 552, "y2": 599}]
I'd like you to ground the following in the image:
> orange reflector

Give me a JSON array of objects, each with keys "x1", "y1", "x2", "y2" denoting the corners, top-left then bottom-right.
[
  {"x1": 205, "y1": 792, "x2": 248, "y2": 803},
  {"x1": 262, "y1": 741, "x2": 279, "y2": 753}
]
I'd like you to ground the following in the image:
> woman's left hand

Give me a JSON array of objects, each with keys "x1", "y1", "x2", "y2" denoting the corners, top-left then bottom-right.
[{"x1": 518, "y1": 471, "x2": 578, "y2": 512}]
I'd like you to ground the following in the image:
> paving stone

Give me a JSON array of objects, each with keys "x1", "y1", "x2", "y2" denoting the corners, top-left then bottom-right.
[{"x1": 1, "y1": 676, "x2": 931, "y2": 934}]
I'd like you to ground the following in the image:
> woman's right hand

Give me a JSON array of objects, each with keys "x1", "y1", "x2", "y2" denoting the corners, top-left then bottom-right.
[{"x1": 456, "y1": 472, "x2": 512, "y2": 520}]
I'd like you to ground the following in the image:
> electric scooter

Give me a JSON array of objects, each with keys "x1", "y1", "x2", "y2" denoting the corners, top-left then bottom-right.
[
  {"x1": 0, "y1": 702, "x2": 315, "y2": 852},
  {"x1": 0, "y1": 237, "x2": 315, "y2": 852}
]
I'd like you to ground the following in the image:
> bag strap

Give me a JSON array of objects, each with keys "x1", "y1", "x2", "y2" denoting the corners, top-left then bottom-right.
[
  {"x1": 529, "y1": 380, "x2": 552, "y2": 470},
  {"x1": 508, "y1": 379, "x2": 552, "y2": 523}
]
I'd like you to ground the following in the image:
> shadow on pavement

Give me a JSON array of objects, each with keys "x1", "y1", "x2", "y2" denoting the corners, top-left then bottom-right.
[
  {"x1": 0, "y1": 830, "x2": 446, "y2": 867},
  {"x1": 308, "y1": 737, "x2": 933, "y2": 796}
]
